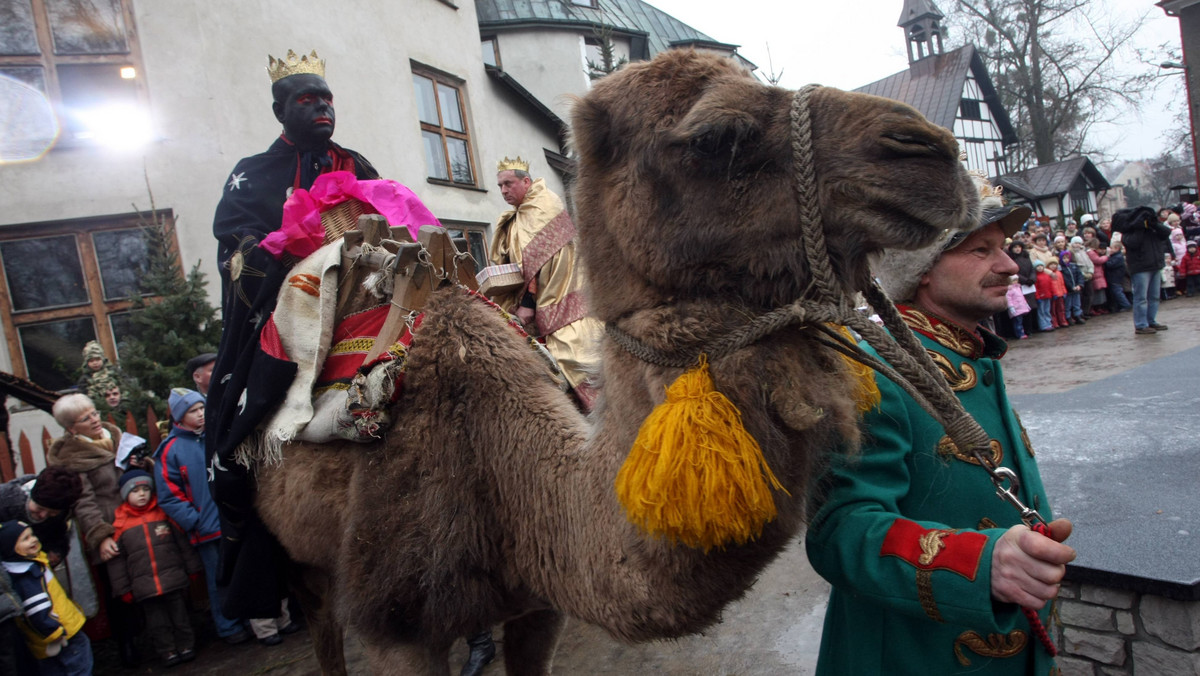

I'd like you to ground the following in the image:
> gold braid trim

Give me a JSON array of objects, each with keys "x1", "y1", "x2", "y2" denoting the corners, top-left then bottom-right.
[
  {"x1": 936, "y1": 436, "x2": 1003, "y2": 466},
  {"x1": 1014, "y1": 409, "x2": 1036, "y2": 457},
  {"x1": 916, "y1": 569, "x2": 943, "y2": 622},
  {"x1": 926, "y1": 350, "x2": 978, "y2": 391},
  {"x1": 953, "y1": 630, "x2": 1028, "y2": 666}
]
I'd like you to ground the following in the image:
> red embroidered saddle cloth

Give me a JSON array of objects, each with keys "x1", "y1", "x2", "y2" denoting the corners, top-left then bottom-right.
[{"x1": 310, "y1": 288, "x2": 530, "y2": 400}]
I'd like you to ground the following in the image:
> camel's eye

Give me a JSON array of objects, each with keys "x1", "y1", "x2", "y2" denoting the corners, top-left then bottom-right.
[
  {"x1": 690, "y1": 129, "x2": 725, "y2": 159},
  {"x1": 881, "y1": 131, "x2": 948, "y2": 158},
  {"x1": 680, "y1": 121, "x2": 759, "y2": 168}
]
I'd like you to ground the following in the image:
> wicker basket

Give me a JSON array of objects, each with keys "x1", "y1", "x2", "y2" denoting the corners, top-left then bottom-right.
[
  {"x1": 477, "y1": 264, "x2": 525, "y2": 297},
  {"x1": 321, "y1": 199, "x2": 369, "y2": 244}
]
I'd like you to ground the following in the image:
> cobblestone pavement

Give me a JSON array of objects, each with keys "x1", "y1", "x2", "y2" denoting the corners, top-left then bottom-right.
[{"x1": 94, "y1": 295, "x2": 1200, "y2": 675}]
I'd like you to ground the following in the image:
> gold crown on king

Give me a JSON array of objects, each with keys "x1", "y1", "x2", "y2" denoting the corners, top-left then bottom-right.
[
  {"x1": 267, "y1": 49, "x2": 326, "y2": 83},
  {"x1": 497, "y1": 156, "x2": 529, "y2": 173}
]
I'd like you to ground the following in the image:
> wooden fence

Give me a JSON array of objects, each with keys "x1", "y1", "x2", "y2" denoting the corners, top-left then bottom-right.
[{"x1": 0, "y1": 406, "x2": 162, "y2": 481}]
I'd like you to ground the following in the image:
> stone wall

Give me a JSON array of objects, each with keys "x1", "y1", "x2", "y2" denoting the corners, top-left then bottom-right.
[{"x1": 1054, "y1": 581, "x2": 1200, "y2": 675}]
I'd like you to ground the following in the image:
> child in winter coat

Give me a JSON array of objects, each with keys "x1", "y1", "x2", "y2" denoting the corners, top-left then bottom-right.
[
  {"x1": 1178, "y1": 241, "x2": 1200, "y2": 297},
  {"x1": 1006, "y1": 275, "x2": 1030, "y2": 339},
  {"x1": 1105, "y1": 242, "x2": 1132, "y2": 312},
  {"x1": 1162, "y1": 253, "x2": 1177, "y2": 300},
  {"x1": 1059, "y1": 250, "x2": 1087, "y2": 325},
  {"x1": 1033, "y1": 260, "x2": 1055, "y2": 331},
  {"x1": 155, "y1": 388, "x2": 247, "y2": 644},
  {"x1": 0, "y1": 520, "x2": 90, "y2": 675},
  {"x1": 1046, "y1": 259, "x2": 1070, "y2": 328},
  {"x1": 109, "y1": 470, "x2": 202, "y2": 667}
]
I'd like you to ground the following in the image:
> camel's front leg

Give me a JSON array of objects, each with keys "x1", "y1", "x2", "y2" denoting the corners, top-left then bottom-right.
[
  {"x1": 502, "y1": 609, "x2": 566, "y2": 675},
  {"x1": 288, "y1": 565, "x2": 347, "y2": 676}
]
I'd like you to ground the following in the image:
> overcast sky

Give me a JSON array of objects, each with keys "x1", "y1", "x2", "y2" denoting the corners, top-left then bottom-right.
[{"x1": 644, "y1": 0, "x2": 1186, "y2": 167}]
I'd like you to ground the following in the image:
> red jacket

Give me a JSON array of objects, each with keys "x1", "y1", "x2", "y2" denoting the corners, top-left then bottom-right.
[
  {"x1": 1049, "y1": 269, "x2": 1067, "y2": 296},
  {"x1": 107, "y1": 496, "x2": 202, "y2": 602},
  {"x1": 1179, "y1": 251, "x2": 1200, "y2": 277},
  {"x1": 1035, "y1": 270, "x2": 1055, "y2": 299}
]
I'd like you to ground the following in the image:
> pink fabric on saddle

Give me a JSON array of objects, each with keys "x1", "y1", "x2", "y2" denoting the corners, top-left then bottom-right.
[{"x1": 262, "y1": 172, "x2": 442, "y2": 260}]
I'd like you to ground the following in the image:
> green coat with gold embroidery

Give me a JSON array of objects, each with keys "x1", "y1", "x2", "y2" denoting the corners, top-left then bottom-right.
[{"x1": 806, "y1": 308, "x2": 1058, "y2": 675}]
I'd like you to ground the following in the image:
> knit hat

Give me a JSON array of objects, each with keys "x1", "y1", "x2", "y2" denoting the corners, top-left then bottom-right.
[
  {"x1": 30, "y1": 466, "x2": 83, "y2": 511},
  {"x1": 82, "y1": 340, "x2": 104, "y2": 361},
  {"x1": 185, "y1": 353, "x2": 217, "y2": 377},
  {"x1": 1071, "y1": 236, "x2": 1084, "y2": 246},
  {"x1": 875, "y1": 175, "x2": 1032, "y2": 301},
  {"x1": 1034, "y1": 260, "x2": 1046, "y2": 269},
  {"x1": 0, "y1": 520, "x2": 31, "y2": 561},
  {"x1": 119, "y1": 469, "x2": 153, "y2": 501},
  {"x1": 168, "y1": 387, "x2": 204, "y2": 422},
  {"x1": 1189, "y1": 241, "x2": 1198, "y2": 250}
]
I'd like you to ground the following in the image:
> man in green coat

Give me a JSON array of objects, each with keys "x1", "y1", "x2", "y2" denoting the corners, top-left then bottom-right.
[{"x1": 806, "y1": 189, "x2": 1075, "y2": 675}]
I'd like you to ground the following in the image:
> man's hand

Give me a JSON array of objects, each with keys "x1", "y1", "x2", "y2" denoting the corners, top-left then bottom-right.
[
  {"x1": 516, "y1": 305, "x2": 535, "y2": 327},
  {"x1": 991, "y1": 518, "x2": 1075, "y2": 608},
  {"x1": 99, "y1": 536, "x2": 120, "y2": 561}
]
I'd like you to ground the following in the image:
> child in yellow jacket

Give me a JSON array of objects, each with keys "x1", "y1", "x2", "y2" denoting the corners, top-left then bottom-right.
[{"x1": 0, "y1": 520, "x2": 90, "y2": 674}]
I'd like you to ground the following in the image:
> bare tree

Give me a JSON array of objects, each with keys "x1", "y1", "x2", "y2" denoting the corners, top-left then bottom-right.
[{"x1": 947, "y1": 0, "x2": 1153, "y2": 168}]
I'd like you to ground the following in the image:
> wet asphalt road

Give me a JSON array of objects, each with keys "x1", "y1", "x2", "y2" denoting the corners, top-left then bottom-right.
[{"x1": 96, "y1": 296, "x2": 1200, "y2": 675}]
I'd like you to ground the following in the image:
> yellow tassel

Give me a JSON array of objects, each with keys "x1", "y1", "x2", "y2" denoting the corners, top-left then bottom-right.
[
  {"x1": 615, "y1": 356, "x2": 787, "y2": 551},
  {"x1": 831, "y1": 325, "x2": 880, "y2": 413}
]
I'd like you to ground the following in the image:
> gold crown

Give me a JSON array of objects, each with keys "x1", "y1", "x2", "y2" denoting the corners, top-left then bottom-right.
[
  {"x1": 968, "y1": 169, "x2": 1004, "y2": 199},
  {"x1": 497, "y1": 156, "x2": 530, "y2": 173},
  {"x1": 267, "y1": 49, "x2": 326, "y2": 84}
]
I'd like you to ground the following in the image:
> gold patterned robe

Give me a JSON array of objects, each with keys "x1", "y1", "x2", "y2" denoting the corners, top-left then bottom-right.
[{"x1": 489, "y1": 179, "x2": 602, "y2": 407}]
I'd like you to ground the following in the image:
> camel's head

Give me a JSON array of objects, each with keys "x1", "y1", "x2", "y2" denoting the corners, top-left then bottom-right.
[{"x1": 571, "y1": 50, "x2": 979, "y2": 318}]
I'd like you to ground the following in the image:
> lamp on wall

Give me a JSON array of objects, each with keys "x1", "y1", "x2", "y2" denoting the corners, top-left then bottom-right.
[{"x1": 1159, "y1": 59, "x2": 1198, "y2": 192}]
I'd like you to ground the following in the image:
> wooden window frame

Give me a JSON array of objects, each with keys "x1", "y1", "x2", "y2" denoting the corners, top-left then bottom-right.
[
  {"x1": 0, "y1": 210, "x2": 177, "y2": 388},
  {"x1": 411, "y1": 62, "x2": 479, "y2": 189},
  {"x1": 0, "y1": 0, "x2": 148, "y2": 149},
  {"x1": 959, "y1": 99, "x2": 983, "y2": 121},
  {"x1": 441, "y1": 220, "x2": 491, "y2": 276}
]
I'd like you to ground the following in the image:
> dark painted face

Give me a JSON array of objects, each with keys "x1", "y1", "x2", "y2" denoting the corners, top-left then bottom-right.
[{"x1": 273, "y1": 74, "x2": 335, "y2": 149}]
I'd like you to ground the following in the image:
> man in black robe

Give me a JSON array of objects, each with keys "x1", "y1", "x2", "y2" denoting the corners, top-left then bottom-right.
[{"x1": 207, "y1": 50, "x2": 378, "y2": 620}]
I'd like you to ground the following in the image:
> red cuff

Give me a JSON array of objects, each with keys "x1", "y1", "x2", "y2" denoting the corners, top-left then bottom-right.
[
  {"x1": 121, "y1": 592, "x2": 133, "y2": 603},
  {"x1": 880, "y1": 518, "x2": 987, "y2": 581}
]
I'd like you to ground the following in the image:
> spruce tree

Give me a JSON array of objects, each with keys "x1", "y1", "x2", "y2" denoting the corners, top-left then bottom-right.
[
  {"x1": 110, "y1": 206, "x2": 221, "y2": 434},
  {"x1": 586, "y1": 24, "x2": 628, "y2": 81}
]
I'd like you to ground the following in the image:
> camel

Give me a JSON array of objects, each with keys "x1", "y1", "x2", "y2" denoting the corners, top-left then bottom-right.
[{"x1": 253, "y1": 49, "x2": 980, "y2": 674}]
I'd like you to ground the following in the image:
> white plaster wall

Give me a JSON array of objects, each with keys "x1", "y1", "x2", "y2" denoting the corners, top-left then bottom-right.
[
  {"x1": 2, "y1": 0, "x2": 567, "y2": 449},
  {"x1": 496, "y1": 28, "x2": 632, "y2": 121}
]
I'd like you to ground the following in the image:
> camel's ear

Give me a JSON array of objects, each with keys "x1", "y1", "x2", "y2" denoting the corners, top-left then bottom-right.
[{"x1": 569, "y1": 94, "x2": 615, "y2": 169}]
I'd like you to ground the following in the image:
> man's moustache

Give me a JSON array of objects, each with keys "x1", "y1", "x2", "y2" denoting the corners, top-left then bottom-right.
[{"x1": 982, "y1": 274, "x2": 1011, "y2": 287}]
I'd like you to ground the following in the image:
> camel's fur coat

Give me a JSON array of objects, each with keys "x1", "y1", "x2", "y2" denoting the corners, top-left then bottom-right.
[{"x1": 255, "y1": 50, "x2": 979, "y2": 674}]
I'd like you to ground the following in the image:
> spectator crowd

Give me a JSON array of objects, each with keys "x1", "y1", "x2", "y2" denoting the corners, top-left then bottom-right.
[
  {"x1": 997, "y1": 203, "x2": 1199, "y2": 339},
  {"x1": 2, "y1": 352, "x2": 298, "y2": 675}
]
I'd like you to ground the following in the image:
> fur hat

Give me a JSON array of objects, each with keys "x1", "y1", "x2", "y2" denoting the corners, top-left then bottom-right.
[
  {"x1": 82, "y1": 340, "x2": 104, "y2": 361},
  {"x1": 119, "y1": 469, "x2": 153, "y2": 501},
  {"x1": 30, "y1": 466, "x2": 83, "y2": 511},
  {"x1": 0, "y1": 520, "x2": 31, "y2": 561},
  {"x1": 1112, "y1": 206, "x2": 1157, "y2": 233},
  {"x1": 185, "y1": 353, "x2": 217, "y2": 377},
  {"x1": 168, "y1": 387, "x2": 204, "y2": 422},
  {"x1": 875, "y1": 175, "x2": 1032, "y2": 301}
]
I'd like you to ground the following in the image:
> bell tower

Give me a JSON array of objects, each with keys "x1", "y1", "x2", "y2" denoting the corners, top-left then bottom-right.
[{"x1": 899, "y1": 0, "x2": 946, "y2": 63}]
